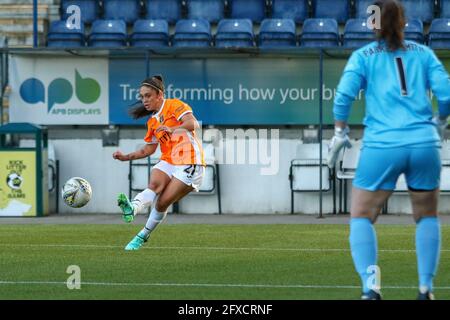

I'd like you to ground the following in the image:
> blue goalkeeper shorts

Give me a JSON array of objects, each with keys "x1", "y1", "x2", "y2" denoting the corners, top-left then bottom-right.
[{"x1": 353, "y1": 146, "x2": 441, "y2": 191}]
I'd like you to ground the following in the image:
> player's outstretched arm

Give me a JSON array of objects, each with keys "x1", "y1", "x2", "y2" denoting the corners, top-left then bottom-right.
[{"x1": 112, "y1": 144, "x2": 158, "y2": 162}]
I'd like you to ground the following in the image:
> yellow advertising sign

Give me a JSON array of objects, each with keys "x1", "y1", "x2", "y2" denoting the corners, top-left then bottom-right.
[{"x1": 0, "y1": 151, "x2": 36, "y2": 216}]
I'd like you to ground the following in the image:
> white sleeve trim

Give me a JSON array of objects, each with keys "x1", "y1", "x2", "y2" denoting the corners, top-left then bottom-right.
[{"x1": 177, "y1": 110, "x2": 193, "y2": 121}]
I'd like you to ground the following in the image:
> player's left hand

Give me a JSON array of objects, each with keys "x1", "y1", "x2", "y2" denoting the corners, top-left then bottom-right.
[{"x1": 156, "y1": 126, "x2": 173, "y2": 134}]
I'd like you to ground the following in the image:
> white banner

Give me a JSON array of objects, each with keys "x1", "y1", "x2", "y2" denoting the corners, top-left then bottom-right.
[{"x1": 9, "y1": 56, "x2": 109, "y2": 125}]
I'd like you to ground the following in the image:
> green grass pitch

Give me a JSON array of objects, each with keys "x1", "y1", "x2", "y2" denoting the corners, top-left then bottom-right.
[{"x1": 0, "y1": 224, "x2": 449, "y2": 300}]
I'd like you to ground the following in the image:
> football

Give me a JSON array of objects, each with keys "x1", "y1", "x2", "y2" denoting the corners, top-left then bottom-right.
[{"x1": 61, "y1": 177, "x2": 92, "y2": 208}]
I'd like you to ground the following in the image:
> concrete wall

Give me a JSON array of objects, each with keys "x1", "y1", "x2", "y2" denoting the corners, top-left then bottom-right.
[{"x1": 34, "y1": 127, "x2": 450, "y2": 215}]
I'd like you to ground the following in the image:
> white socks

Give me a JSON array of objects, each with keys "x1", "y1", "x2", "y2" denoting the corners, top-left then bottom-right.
[
  {"x1": 140, "y1": 207, "x2": 167, "y2": 239},
  {"x1": 132, "y1": 188, "x2": 156, "y2": 215}
]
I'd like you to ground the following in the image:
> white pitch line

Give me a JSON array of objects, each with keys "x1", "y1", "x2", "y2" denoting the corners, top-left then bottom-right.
[
  {"x1": 0, "y1": 243, "x2": 449, "y2": 253},
  {"x1": 0, "y1": 280, "x2": 449, "y2": 290}
]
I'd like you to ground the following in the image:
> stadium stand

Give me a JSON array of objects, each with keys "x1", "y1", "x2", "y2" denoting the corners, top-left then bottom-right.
[
  {"x1": 144, "y1": 0, "x2": 183, "y2": 25},
  {"x1": 0, "y1": 0, "x2": 60, "y2": 47},
  {"x1": 404, "y1": 19, "x2": 425, "y2": 43},
  {"x1": 402, "y1": 0, "x2": 435, "y2": 23},
  {"x1": 172, "y1": 19, "x2": 212, "y2": 48},
  {"x1": 61, "y1": 0, "x2": 99, "y2": 24},
  {"x1": 271, "y1": 0, "x2": 309, "y2": 23},
  {"x1": 342, "y1": 18, "x2": 375, "y2": 48},
  {"x1": 47, "y1": 19, "x2": 85, "y2": 47},
  {"x1": 354, "y1": 0, "x2": 375, "y2": 19},
  {"x1": 259, "y1": 18, "x2": 297, "y2": 48},
  {"x1": 215, "y1": 18, "x2": 254, "y2": 48},
  {"x1": 300, "y1": 18, "x2": 340, "y2": 48},
  {"x1": 186, "y1": 0, "x2": 225, "y2": 24},
  {"x1": 290, "y1": 143, "x2": 333, "y2": 214},
  {"x1": 88, "y1": 19, "x2": 127, "y2": 47},
  {"x1": 312, "y1": 0, "x2": 350, "y2": 24},
  {"x1": 442, "y1": 0, "x2": 450, "y2": 18},
  {"x1": 103, "y1": 0, "x2": 142, "y2": 24},
  {"x1": 14, "y1": 0, "x2": 446, "y2": 49},
  {"x1": 428, "y1": 18, "x2": 450, "y2": 49},
  {"x1": 228, "y1": 0, "x2": 267, "y2": 23},
  {"x1": 130, "y1": 19, "x2": 169, "y2": 47}
]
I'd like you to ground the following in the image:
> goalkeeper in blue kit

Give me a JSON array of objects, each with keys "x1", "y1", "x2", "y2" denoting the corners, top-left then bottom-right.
[{"x1": 327, "y1": 0, "x2": 450, "y2": 300}]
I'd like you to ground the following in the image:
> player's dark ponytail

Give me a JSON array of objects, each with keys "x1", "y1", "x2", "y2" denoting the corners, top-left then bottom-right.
[
  {"x1": 129, "y1": 75, "x2": 165, "y2": 119},
  {"x1": 374, "y1": 0, "x2": 405, "y2": 51},
  {"x1": 128, "y1": 101, "x2": 150, "y2": 119}
]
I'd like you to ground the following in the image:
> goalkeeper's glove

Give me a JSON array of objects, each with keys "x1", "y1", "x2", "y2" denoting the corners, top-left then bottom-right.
[
  {"x1": 432, "y1": 115, "x2": 448, "y2": 140},
  {"x1": 327, "y1": 126, "x2": 352, "y2": 169}
]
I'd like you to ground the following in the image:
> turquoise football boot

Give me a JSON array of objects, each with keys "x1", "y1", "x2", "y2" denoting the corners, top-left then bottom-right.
[
  {"x1": 125, "y1": 233, "x2": 148, "y2": 251},
  {"x1": 117, "y1": 193, "x2": 134, "y2": 223}
]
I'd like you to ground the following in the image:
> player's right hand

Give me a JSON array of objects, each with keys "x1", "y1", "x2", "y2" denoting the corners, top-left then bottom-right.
[
  {"x1": 327, "y1": 126, "x2": 352, "y2": 169},
  {"x1": 113, "y1": 151, "x2": 128, "y2": 161}
]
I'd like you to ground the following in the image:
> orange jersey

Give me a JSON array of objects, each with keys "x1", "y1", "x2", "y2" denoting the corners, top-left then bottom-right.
[{"x1": 144, "y1": 99, "x2": 205, "y2": 166}]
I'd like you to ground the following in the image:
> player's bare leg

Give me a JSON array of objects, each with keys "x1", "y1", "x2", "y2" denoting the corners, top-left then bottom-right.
[
  {"x1": 155, "y1": 177, "x2": 195, "y2": 212},
  {"x1": 125, "y1": 176, "x2": 193, "y2": 250}
]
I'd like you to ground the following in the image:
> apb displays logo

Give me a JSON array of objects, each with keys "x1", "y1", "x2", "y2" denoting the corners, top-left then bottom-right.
[{"x1": 19, "y1": 70, "x2": 101, "y2": 112}]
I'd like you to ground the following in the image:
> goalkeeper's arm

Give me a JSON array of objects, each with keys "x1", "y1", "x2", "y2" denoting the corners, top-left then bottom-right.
[
  {"x1": 328, "y1": 92, "x2": 354, "y2": 169},
  {"x1": 427, "y1": 48, "x2": 450, "y2": 138}
]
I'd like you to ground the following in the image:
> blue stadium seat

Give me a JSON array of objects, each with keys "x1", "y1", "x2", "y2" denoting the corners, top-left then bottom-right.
[
  {"x1": 215, "y1": 19, "x2": 255, "y2": 48},
  {"x1": 259, "y1": 18, "x2": 296, "y2": 48},
  {"x1": 186, "y1": 0, "x2": 225, "y2": 23},
  {"x1": 300, "y1": 18, "x2": 339, "y2": 48},
  {"x1": 130, "y1": 19, "x2": 169, "y2": 47},
  {"x1": 404, "y1": 19, "x2": 424, "y2": 43},
  {"x1": 442, "y1": 0, "x2": 450, "y2": 18},
  {"x1": 271, "y1": 0, "x2": 308, "y2": 23},
  {"x1": 103, "y1": 0, "x2": 141, "y2": 24},
  {"x1": 355, "y1": 0, "x2": 375, "y2": 19},
  {"x1": 47, "y1": 20, "x2": 85, "y2": 47},
  {"x1": 88, "y1": 20, "x2": 127, "y2": 47},
  {"x1": 145, "y1": 0, "x2": 182, "y2": 24},
  {"x1": 172, "y1": 19, "x2": 212, "y2": 47},
  {"x1": 356, "y1": 0, "x2": 434, "y2": 23},
  {"x1": 61, "y1": 0, "x2": 99, "y2": 24},
  {"x1": 312, "y1": 0, "x2": 350, "y2": 24},
  {"x1": 342, "y1": 19, "x2": 375, "y2": 48},
  {"x1": 229, "y1": 0, "x2": 267, "y2": 23},
  {"x1": 428, "y1": 18, "x2": 450, "y2": 49},
  {"x1": 402, "y1": 0, "x2": 434, "y2": 23}
]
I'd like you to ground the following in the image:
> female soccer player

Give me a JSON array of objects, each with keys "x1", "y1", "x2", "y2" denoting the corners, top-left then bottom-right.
[
  {"x1": 328, "y1": 0, "x2": 450, "y2": 300},
  {"x1": 113, "y1": 75, "x2": 205, "y2": 250}
]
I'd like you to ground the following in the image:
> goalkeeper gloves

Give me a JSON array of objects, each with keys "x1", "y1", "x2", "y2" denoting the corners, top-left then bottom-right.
[
  {"x1": 432, "y1": 115, "x2": 448, "y2": 140},
  {"x1": 327, "y1": 126, "x2": 352, "y2": 169}
]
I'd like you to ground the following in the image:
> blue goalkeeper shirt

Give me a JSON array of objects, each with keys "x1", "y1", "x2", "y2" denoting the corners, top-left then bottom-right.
[{"x1": 334, "y1": 40, "x2": 450, "y2": 148}]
